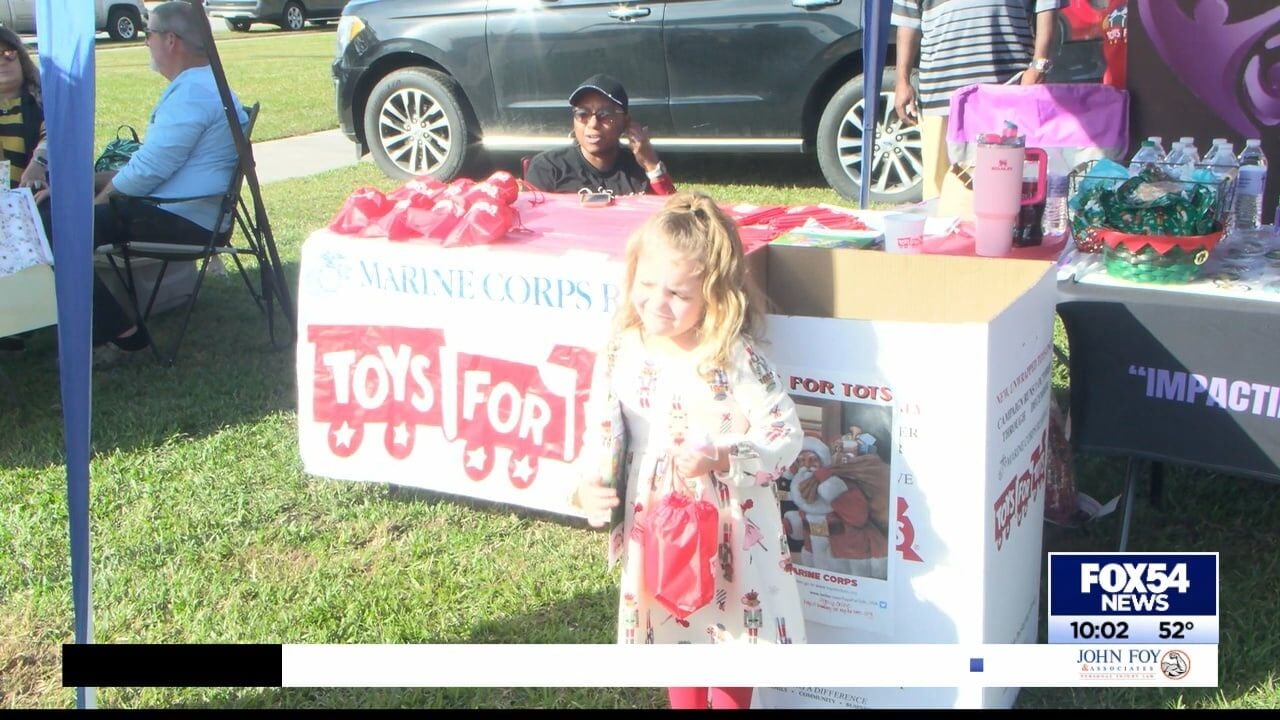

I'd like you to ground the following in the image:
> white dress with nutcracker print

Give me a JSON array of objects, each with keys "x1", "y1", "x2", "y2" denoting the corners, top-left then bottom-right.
[{"x1": 591, "y1": 328, "x2": 808, "y2": 646}]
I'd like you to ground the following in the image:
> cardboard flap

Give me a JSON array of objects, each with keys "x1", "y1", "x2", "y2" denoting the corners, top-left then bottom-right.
[{"x1": 766, "y1": 246, "x2": 1053, "y2": 323}]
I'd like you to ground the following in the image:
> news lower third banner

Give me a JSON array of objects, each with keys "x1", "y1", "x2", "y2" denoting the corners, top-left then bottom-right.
[
  {"x1": 63, "y1": 643, "x2": 1218, "y2": 688},
  {"x1": 1048, "y1": 552, "x2": 1220, "y2": 645}
]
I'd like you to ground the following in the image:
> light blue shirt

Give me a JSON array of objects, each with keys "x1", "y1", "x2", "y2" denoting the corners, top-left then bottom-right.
[{"x1": 112, "y1": 65, "x2": 248, "y2": 231}]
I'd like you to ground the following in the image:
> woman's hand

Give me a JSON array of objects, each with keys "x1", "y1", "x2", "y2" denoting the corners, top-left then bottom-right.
[
  {"x1": 576, "y1": 474, "x2": 620, "y2": 527},
  {"x1": 625, "y1": 122, "x2": 661, "y2": 172},
  {"x1": 18, "y1": 161, "x2": 49, "y2": 203}
]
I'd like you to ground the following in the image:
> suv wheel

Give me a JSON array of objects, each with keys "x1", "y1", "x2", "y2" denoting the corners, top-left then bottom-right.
[
  {"x1": 363, "y1": 68, "x2": 470, "y2": 182},
  {"x1": 817, "y1": 70, "x2": 924, "y2": 205},
  {"x1": 280, "y1": 1, "x2": 306, "y2": 31},
  {"x1": 107, "y1": 6, "x2": 141, "y2": 41}
]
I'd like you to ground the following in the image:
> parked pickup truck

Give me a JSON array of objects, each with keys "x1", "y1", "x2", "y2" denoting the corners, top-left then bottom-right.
[{"x1": 0, "y1": 0, "x2": 149, "y2": 41}]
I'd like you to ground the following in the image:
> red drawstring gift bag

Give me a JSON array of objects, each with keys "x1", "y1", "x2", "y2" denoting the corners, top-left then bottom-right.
[
  {"x1": 460, "y1": 182, "x2": 503, "y2": 208},
  {"x1": 483, "y1": 170, "x2": 520, "y2": 205},
  {"x1": 643, "y1": 483, "x2": 719, "y2": 621},
  {"x1": 328, "y1": 187, "x2": 392, "y2": 234},
  {"x1": 387, "y1": 176, "x2": 446, "y2": 202},
  {"x1": 440, "y1": 178, "x2": 476, "y2": 200},
  {"x1": 441, "y1": 199, "x2": 515, "y2": 247},
  {"x1": 385, "y1": 197, "x2": 467, "y2": 242},
  {"x1": 374, "y1": 186, "x2": 446, "y2": 237}
]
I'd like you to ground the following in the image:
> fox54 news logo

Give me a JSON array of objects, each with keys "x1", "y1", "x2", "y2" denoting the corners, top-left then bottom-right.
[{"x1": 1048, "y1": 553, "x2": 1218, "y2": 644}]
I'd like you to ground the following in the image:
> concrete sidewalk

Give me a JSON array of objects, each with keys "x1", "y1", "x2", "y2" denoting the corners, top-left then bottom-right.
[{"x1": 250, "y1": 129, "x2": 371, "y2": 185}]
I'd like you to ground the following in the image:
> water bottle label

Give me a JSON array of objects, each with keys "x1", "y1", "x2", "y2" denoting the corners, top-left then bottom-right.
[{"x1": 1237, "y1": 167, "x2": 1266, "y2": 195}]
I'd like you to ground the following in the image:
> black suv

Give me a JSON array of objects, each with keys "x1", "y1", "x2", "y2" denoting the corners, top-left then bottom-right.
[{"x1": 332, "y1": 0, "x2": 1100, "y2": 204}]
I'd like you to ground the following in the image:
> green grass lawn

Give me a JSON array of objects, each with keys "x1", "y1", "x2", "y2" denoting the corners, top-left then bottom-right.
[
  {"x1": 2, "y1": 163, "x2": 1278, "y2": 709},
  {"x1": 92, "y1": 32, "x2": 338, "y2": 151},
  {"x1": 5, "y1": 36, "x2": 1278, "y2": 710}
]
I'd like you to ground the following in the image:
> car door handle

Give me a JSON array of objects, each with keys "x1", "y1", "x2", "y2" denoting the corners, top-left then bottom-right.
[
  {"x1": 607, "y1": 6, "x2": 652, "y2": 21},
  {"x1": 791, "y1": 0, "x2": 842, "y2": 8}
]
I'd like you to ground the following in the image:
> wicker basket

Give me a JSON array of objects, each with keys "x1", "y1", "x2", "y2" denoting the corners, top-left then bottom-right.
[
  {"x1": 1098, "y1": 228, "x2": 1224, "y2": 284},
  {"x1": 1067, "y1": 159, "x2": 1235, "y2": 254}
]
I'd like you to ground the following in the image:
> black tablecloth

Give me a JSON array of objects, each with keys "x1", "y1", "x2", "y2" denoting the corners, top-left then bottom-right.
[{"x1": 1057, "y1": 280, "x2": 1280, "y2": 483}]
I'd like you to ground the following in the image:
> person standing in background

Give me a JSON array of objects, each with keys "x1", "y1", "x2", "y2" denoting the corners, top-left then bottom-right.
[{"x1": 892, "y1": 0, "x2": 1065, "y2": 201}]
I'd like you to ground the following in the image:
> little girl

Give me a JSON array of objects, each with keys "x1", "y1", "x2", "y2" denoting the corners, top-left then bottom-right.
[{"x1": 573, "y1": 191, "x2": 807, "y2": 710}]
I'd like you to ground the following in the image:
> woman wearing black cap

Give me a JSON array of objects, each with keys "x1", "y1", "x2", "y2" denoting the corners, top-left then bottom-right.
[{"x1": 524, "y1": 73, "x2": 675, "y2": 196}]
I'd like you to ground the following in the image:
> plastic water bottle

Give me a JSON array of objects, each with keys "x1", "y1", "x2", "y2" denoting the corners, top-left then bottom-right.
[
  {"x1": 1128, "y1": 140, "x2": 1160, "y2": 176},
  {"x1": 1163, "y1": 141, "x2": 1186, "y2": 175},
  {"x1": 1042, "y1": 150, "x2": 1070, "y2": 237},
  {"x1": 1234, "y1": 139, "x2": 1268, "y2": 231},
  {"x1": 1179, "y1": 137, "x2": 1201, "y2": 167},
  {"x1": 1146, "y1": 136, "x2": 1167, "y2": 162},
  {"x1": 1203, "y1": 142, "x2": 1240, "y2": 232}
]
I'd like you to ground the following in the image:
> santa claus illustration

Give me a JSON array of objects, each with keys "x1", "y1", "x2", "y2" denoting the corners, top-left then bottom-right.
[{"x1": 781, "y1": 435, "x2": 889, "y2": 579}]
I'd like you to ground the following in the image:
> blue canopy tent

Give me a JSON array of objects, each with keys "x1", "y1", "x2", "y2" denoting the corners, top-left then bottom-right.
[
  {"x1": 860, "y1": 0, "x2": 894, "y2": 209},
  {"x1": 36, "y1": 0, "x2": 97, "y2": 709}
]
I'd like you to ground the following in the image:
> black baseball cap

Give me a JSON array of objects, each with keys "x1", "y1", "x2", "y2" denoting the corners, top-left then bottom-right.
[{"x1": 568, "y1": 74, "x2": 629, "y2": 112}]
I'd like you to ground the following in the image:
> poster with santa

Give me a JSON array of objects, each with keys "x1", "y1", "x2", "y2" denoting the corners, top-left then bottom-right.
[{"x1": 775, "y1": 368, "x2": 896, "y2": 632}]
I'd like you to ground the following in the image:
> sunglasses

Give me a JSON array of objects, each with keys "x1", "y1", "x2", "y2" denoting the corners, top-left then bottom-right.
[
  {"x1": 0, "y1": 48, "x2": 19, "y2": 62},
  {"x1": 572, "y1": 107, "x2": 623, "y2": 125}
]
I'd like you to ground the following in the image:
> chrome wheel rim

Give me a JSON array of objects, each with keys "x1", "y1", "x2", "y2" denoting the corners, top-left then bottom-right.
[
  {"x1": 837, "y1": 91, "x2": 924, "y2": 196},
  {"x1": 118, "y1": 17, "x2": 136, "y2": 39},
  {"x1": 285, "y1": 6, "x2": 304, "y2": 30},
  {"x1": 377, "y1": 88, "x2": 452, "y2": 175}
]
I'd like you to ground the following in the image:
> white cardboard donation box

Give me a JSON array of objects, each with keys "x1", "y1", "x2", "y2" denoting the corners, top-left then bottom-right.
[
  {"x1": 295, "y1": 229, "x2": 625, "y2": 518},
  {"x1": 755, "y1": 247, "x2": 1058, "y2": 709}
]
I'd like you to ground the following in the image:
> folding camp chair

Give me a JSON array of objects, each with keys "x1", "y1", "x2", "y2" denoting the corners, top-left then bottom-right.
[{"x1": 96, "y1": 101, "x2": 289, "y2": 367}]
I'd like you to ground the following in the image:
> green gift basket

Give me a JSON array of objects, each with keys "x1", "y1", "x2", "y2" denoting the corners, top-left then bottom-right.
[
  {"x1": 1098, "y1": 228, "x2": 1225, "y2": 284},
  {"x1": 1067, "y1": 160, "x2": 1235, "y2": 283}
]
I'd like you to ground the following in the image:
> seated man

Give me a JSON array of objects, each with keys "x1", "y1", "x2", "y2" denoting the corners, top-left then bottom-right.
[
  {"x1": 92, "y1": 0, "x2": 248, "y2": 351},
  {"x1": 524, "y1": 74, "x2": 675, "y2": 196}
]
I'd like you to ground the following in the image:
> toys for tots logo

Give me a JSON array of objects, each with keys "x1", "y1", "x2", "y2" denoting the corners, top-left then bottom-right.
[{"x1": 307, "y1": 324, "x2": 596, "y2": 488}]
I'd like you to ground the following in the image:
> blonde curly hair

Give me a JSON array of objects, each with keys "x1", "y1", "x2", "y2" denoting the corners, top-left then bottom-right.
[{"x1": 614, "y1": 191, "x2": 763, "y2": 373}]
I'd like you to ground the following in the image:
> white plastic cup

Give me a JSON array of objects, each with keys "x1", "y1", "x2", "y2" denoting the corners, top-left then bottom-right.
[{"x1": 882, "y1": 212, "x2": 926, "y2": 254}]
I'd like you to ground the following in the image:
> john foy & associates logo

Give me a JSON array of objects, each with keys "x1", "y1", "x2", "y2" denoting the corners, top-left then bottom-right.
[
  {"x1": 1160, "y1": 649, "x2": 1191, "y2": 680},
  {"x1": 1076, "y1": 647, "x2": 1191, "y2": 681}
]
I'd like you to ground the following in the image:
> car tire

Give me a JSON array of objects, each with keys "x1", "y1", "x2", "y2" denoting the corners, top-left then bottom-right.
[
  {"x1": 363, "y1": 68, "x2": 471, "y2": 182},
  {"x1": 817, "y1": 69, "x2": 924, "y2": 206},
  {"x1": 226, "y1": 19, "x2": 252, "y2": 32},
  {"x1": 107, "y1": 6, "x2": 141, "y2": 42},
  {"x1": 280, "y1": 1, "x2": 306, "y2": 32}
]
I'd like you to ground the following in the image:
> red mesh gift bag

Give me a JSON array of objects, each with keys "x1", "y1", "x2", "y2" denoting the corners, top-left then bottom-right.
[
  {"x1": 328, "y1": 187, "x2": 392, "y2": 234},
  {"x1": 643, "y1": 491, "x2": 719, "y2": 620},
  {"x1": 441, "y1": 199, "x2": 515, "y2": 247},
  {"x1": 375, "y1": 186, "x2": 447, "y2": 237},
  {"x1": 386, "y1": 197, "x2": 468, "y2": 242},
  {"x1": 387, "y1": 176, "x2": 446, "y2": 202},
  {"x1": 483, "y1": 170, "x2": 520, "y2": 205},
  {"x1": 441, "y1": 178, "x2": 476, "y2": 200},
  {"x1": 460, "y1": 183, "x2": 503, "y2": 208}
]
